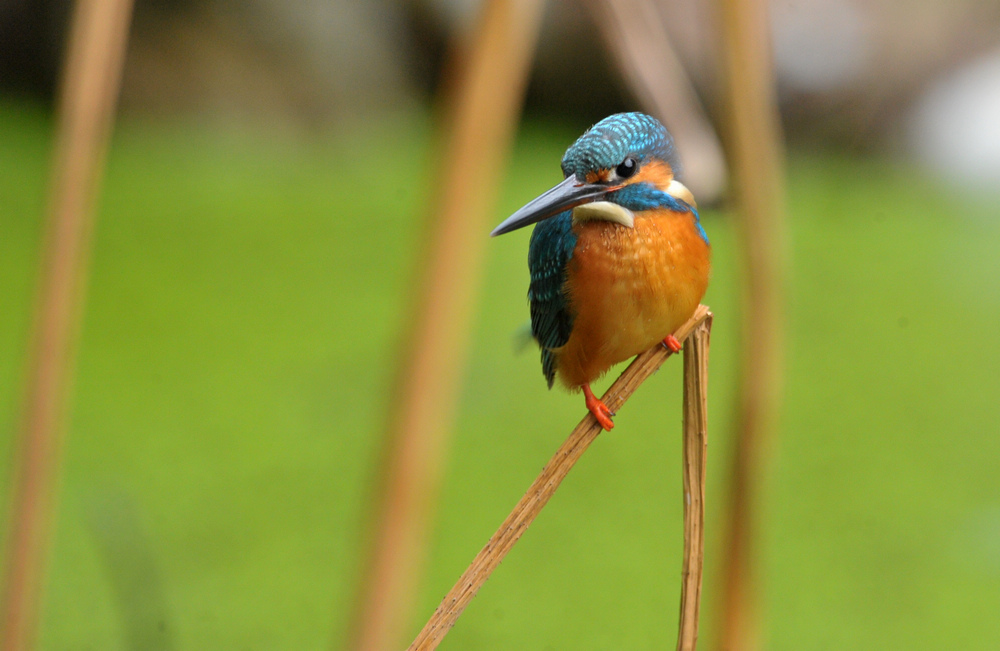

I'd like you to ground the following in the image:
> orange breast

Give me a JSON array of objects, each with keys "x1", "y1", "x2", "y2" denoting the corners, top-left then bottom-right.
[{"x1": 555, "y1": 209, "x2": 710, "y2": 389}]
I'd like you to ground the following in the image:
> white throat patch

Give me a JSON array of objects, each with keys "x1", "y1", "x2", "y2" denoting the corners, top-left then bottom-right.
[
  {"x1": 572, "y1": 201, "x2": 635, "y2": 228},
  {"x1": 666, "y1": 180, "x2": 696, "y2": 207}
]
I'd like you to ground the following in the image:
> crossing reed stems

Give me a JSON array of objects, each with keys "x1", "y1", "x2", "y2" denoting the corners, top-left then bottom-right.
[{"x1": 407, "y1": 305, "x2": 712, "y2": 651}]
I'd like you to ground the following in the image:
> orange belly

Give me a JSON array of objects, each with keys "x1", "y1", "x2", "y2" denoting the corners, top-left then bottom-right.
[{"x1": 554, "y1": 209, "x2": 710, "y2": 389}]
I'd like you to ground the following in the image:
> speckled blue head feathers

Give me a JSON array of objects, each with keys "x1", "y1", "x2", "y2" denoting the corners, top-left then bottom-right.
[
  {"x1": 560, "y1": 112, "x2": 679, "y2": 180},
  {"x1": 489, "y1": 112, "x2": 700, "y2": 239}
]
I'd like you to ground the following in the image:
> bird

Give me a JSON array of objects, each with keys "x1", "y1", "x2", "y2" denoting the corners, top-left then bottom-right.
[{"x1": 491, "y1": 113, "x2": 710, "y2": 431}]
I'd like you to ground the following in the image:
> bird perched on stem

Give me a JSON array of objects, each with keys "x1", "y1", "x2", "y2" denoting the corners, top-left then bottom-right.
[{"x1": 492, "y1": 113, "x2": 710, "y2": 430}]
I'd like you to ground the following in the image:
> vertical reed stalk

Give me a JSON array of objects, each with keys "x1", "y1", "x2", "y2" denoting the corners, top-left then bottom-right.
[
  {"x1": 715, "y1": 0, "x2": 788, "y2": 647},
  {"x1": 677, "y1": 316, "x2": 712, "y2": 650},
  {"x1": 347, "y1": 2, "x2": 545, "y2": 649},
  {"x1": 587, "y1": 0, "x2": 727, "y2": 202},
  {"x1": 1, "y1": 0, "x2": 135, "y2": 648}
]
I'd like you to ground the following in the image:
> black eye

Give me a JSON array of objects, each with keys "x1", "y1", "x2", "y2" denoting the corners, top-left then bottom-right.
[{"x1": 615, "y1": 157, "x2": 638, "y2": 179}]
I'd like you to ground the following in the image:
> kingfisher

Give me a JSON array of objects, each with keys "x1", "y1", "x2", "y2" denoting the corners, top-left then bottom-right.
[{"x1": 491, "y1": 113, "x2": 710, "y2": 431}]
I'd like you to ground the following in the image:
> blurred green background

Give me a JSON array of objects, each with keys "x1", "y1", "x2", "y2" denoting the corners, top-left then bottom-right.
[{"x1": 4, "y1": 1, "x2": 1000, "y2": 649}]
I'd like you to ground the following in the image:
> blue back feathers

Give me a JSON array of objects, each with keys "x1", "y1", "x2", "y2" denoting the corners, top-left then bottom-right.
[
  {"x1": 561, "y1": 112, "x2": 680, "y2": 180},
  {"x1": 528, "y1": 212, "x2": 576, "y2": 387}
]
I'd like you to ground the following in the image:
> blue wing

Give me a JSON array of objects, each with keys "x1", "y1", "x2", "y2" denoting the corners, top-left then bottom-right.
[{"x1": 527, "y1": 211, "x2": 577, "y2": 388}]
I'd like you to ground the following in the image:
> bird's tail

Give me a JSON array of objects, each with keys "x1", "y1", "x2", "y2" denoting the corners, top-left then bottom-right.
[{"x1": 512, "y1": 321, "x2": 535, "y2": 354}]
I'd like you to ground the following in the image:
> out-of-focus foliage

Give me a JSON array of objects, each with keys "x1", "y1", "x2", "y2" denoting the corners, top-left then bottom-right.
[
  {"x1": 5, "y1": 0, "x2": 1000, "y2": 148},
  {"x1": 8, "y1": 0, "x2": 1000, "y2": 193},
  {"x1": 2, "y1": 101, "x2": 999, "y2": 649}
]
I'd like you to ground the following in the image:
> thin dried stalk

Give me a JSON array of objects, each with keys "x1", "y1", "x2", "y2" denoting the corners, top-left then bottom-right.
[
  {"x1": 407, "y1": 305, "x2": 712, "y2": 651},
  {"x1": 346, "y1": 2, "x2": 545, "y2": 650},
  {"x1": 1, "y1": 0, "x2": 134, "y2": 648},
  {"x1": 715, "y1": 0, "x2": 788, "y2": 647},
  {"x1": 588, "y1": 0, "x2": 727, "y2": 203},
  {"x1": 677, "y1": 316, "x2": 712, "y2": 651}
]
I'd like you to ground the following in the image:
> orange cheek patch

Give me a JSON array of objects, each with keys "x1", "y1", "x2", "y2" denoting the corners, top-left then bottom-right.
[{"x1": 625, "y1": 159, "x2": 674, "y2": 190}]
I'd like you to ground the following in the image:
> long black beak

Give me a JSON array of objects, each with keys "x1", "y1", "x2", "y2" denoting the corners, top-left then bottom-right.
[{"x1": 491, "y1": 176, "x2": 609, "y2": 237}]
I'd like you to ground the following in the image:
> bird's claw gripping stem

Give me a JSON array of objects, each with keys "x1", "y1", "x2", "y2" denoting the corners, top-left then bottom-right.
[
  {"x1": 583, "y1": 383, "x2": 615, "y2": 431},
  {"x1": 662, "y1": 334, "x2": 683, "y2": 354}
]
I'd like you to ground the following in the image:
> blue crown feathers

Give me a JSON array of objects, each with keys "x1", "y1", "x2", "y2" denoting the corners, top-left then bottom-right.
[{"x1": 560, "y1": 113, "x2": 680, "y2": 180}]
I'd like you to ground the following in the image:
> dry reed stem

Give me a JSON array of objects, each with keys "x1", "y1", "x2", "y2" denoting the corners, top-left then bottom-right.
[
  {"x1": 677, "y1": 317, "x2": 712, "y2": 651},
  {"x1": 407, "y1": 305, "x2": 712, "y2": 651},
  {"x1": 715, "y1": 0, "x2": 788, "y2": 647},
  {"x1": 1, "y1": 0, "x2": 134, "y2": 648},
  {"x1": 587, "y1": 0, "x2": 727, "y2": 202},
  {"x1": 347, "y1": 2, "x2": 545, "y2": 649}
]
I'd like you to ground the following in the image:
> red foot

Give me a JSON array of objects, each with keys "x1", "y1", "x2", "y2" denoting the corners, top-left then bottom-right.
[
  {"x1": 662, "y1": 334, "x2": 682, "y2": 354},
  {"x1": 583, "y1": 383, "x2": 615, "y2": 431}
]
